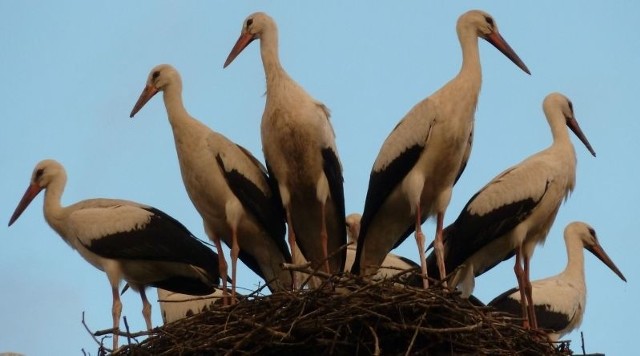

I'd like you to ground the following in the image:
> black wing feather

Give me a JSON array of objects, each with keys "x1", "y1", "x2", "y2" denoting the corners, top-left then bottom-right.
[
  {"x1": 82, "y1": 207, "x2": 220, "y2": 285},
  {"x1": 352, "y1": 144, "x2": 424, "y2": 274},
  {"x1": 215, "y1": 151, "x2": 290, "y2": 263},
  {"x1": 489, "y1": 288, "x2": 571, "y2": 333},
  {"x1": 321, "y1": 147, "x2": 347, "y2": 271},
  {"x1": 427, "y1": 181, "x2": 550, "y2": 279}
]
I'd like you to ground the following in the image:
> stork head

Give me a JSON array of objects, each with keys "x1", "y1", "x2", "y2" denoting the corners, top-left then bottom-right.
[
  {"x1": 223, "y1": 12, "x2": 277, "y2": 68},
  {"x1": 457, "y1": 10, "x2": 530, "y2": 75},
  {"x1": 9, "y1": 159, "x2": 66, "y2": 226},
  {"x1": 565, "y1": 221, "x2": 626, "y2": 282},
  {"x1": 543, "y1": 93, "x2": 597, "y2": 157},
  {"x1": 130, "y1": 64, "x2": 181, "y2": 118},
  {"x1": 345, "y1": 213, "x2": 362, "y2": 244}
]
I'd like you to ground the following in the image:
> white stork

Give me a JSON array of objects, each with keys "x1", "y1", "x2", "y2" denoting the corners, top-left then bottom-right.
[
  {"x1": 345, "y1": 213, "x2": 419, "y2": 280},
  {"x1": 8, "y1": 159, "x2": 221, "y2": 351},
  {"x1": 351, "y1": 10, "x2": 530, "y2": 288},
  {"x1": 223, "y1": 12, "x2": 346, "y2": 286},
  {"x1": 130, "y1": 64, "x2": 293, "y2": 301},
  {"x1": 426, "y1": 92, "x2": 597, "y2": 329},
  {"x1": 489, "y1": 222, "x2": 626, "y2": 341},
  {"x1": 157, "y1": 288, "x2": 233, "y2": 324}
]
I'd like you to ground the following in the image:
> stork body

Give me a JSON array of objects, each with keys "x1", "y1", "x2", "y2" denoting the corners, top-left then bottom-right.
[
  {"x1": 157, "y1": 288, "x2": 234, "y2": 324},
  {"x1": 427, "y1": 93, "x2": 596, "y2": 328},
  {"x1": 130, "y1": 64, "x2": 292, "y2": 300},
  {"x1": 352, "y1": 10, "x2": 530, "y2": 288},
  {"x1": 224, "y1": 12, "x2": 346, "y2": 284},
  {"x1": 345, "y1": 213, "x2": 419, "y2": 280},
  {"x1": 8, "y1": 160, "x2": 221, "y2": 351},
  {"x1": 489, "y1": 222, "x2": 626, "y2": 341}
]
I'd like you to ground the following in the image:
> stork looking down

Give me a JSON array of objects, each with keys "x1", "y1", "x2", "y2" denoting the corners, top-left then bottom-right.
[
  {"x1": 224, "y1": 12, "x2": 346, "y2": 286},
  {"x1": 426, "y1": 92, "x2": 596, "y2": 329},
  {"x1": 130, "y1": 64, "x2": 292, "y2": 301},
  {"x1": 8, "y1": 159, "x2": 221, "y2": 351},
  {"x1": 489, "y1": 222, "x2": 626, "y2": 341},
  {"x1": 352, "y1": 10, "x2": 530, "y2": 288}
]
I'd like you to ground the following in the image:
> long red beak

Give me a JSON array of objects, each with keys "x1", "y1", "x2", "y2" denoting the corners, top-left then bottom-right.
[
  {"x1": 484, "y1": 32, "x2": 531, "y2": 75},
  {"x1": 223, "y1": 32, "x2": 256, "y2": 68},
  {"x1": 567, "y1": 116, "x2": 597, "y2": 157},
  {"x1": 130, "y1": 85, "x2": 159, "y2": 118},
  {"x1": 587, "y1": 243, "x2": 626, "y2": 282},
  {"x1": 9, "y1": 183, "x2": 42, "y2": 226}
]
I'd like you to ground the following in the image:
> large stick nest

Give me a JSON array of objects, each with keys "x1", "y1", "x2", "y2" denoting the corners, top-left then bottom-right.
[{"x1": 111, "y1": 271, "x2": 570, "y2": 355}]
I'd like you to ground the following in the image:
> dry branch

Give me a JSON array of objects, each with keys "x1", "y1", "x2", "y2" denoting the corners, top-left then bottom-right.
[{"x1": 101, "y1": 271, "x2": 571, "y2": 355}]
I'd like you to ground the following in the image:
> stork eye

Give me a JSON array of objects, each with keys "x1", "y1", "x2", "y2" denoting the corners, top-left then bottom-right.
[
  {"x1": 35, "y1": 168, "x2": 44, "y2": 179},
  {"x1": 568, "y1": 100, "x2": 574, "y2": 113},
  {"x1": 152, "y1": 71, "x2": 160, "y2": 80},
  {"x1": 246, "y1": 18, "x2": 254, "y2": 27},
  {"x1": 588, "y1": 227, "x2": 597, "y2": 239},
  {"x1": 484, "y1": 16, "x2": 494, "y2": 27}
]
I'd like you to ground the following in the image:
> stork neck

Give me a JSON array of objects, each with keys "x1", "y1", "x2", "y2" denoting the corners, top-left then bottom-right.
[
  {"x1": 457, "y1": 31, "x2": 482, "y2": 88},
  {"x1": 42, "y1": 177, "x2": 67, "y2": 237},
  {"x1": 259, "y1": 30, "x2": 288, "y2": 89},
  {"x1": 563, "y1": 236, "x2": 586, "y2": 283},
  {"x1": 162, "y1": 83, "x2": 190, "y2": 128}
]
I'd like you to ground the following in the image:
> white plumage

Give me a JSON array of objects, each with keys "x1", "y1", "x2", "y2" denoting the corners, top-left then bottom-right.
[
  {"x1": 489, "y1": 222, "x2": 626, "y2": 341},
  {"x1": 352, "y1": 10, "x2": 530, "y2": 288},
  {"x1": 427, "y1": 92, "x2": 596, "y2": 329},
  {"x1": 8, "y1": 159, "x2": 221, "y2": 351},
  {"x1": 157, "y1": 288, "x2": 230, "y2": 324},
  {"x1": 130, "y1": 64, "x2": 292, "y2": 301},
  {"x1": 345, "y1": 213, "x2": 419, "y2": 280},
  {"x1": 224, "y1": 12, "x2": 346, "y2": 286}
]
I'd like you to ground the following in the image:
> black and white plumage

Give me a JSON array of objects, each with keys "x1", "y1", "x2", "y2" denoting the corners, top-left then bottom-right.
[
  {"x1": 224, "y1": 12, "x2": 346, "y2": 285},
  {"x1": 345, "y1": 213, "x2": 419, "y2": 279},
  {"x1": 426, "y1": 93, "x2": 596, "y2": 328},
  {"x1": 352, "y1": 10, "x2": 530, "y2": 288},
  {"x1": 130, "y1": 64, "x2": 292, "y2": 301},
  {"x1": 489, "y1": 222, "x2": 626, "y2": 341},
  {"x1": 7, "y1": 159, "x2": 221, "y2": 350}
]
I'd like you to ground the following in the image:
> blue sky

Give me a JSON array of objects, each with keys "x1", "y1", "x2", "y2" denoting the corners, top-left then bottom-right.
[{"x1": 1, "y1": 1, "x2": 638, "y2": 354}]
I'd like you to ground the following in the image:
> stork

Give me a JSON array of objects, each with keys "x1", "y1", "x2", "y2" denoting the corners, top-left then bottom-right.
[
  {"x1": 130, "y1": 64, "x2": 292, "y2": 301},
  {"x1": 489, "y1": 222, "x2": 626, "y2": 341},
  {"x1": 345, "y1": 213, "x2": 420, "y2": 280},
  {"x1": 351, "y1": 10, "x2": 530, "y2": 288},
  {"x1": 426, "y1": 92, "x2": 596, "y2": 329},
  {"x1": 223, "y1": 12, "x2": 346, "y2": 286},
  {"x1": 8, "y1": 159, "x2": 221, "y2": 351},
  {"x1": 157, "y1": 287, "x2": 234, "y2": 324}
]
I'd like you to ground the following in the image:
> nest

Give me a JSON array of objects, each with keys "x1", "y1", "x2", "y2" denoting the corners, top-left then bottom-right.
[{"x1": 107, "y1": 270, "x2": 570, "y2": 356}]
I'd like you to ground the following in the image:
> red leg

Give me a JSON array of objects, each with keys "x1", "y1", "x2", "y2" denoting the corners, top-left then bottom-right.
[
  {"x1": 320, "y1": 201, "x2": 330, "y2": 274},
  {"x1": 434, "y1": 212, "x2": 447, "y2": 287},
  {"x1": 230, "y1": 226, "x2": 240, "y2": 305},
  {"x1": 111, "y1": 285, "x2": 122, "y2": 350},
  {"x1": 514, "y1": 248, "x2": 530, "y2": 329},
  {"x1": 140, "y1": 288, "x2": 152, "y2": 330},
  {"x1": 524, "y1": 254, "x2": 538, "y2": 329},
  {"x1": 286, "y1": 208, "x2": 299, "y2": 290},
  {"x1": 212, "y1": 234, "x2": 229, "y2": 306},
  {"x1": 415, "y1": 204, "x2": 429, "y2": 289}
]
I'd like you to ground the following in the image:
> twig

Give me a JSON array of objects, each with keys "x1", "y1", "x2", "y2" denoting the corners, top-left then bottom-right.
[{"x1": 81, "y1": 311, "x2": 111, "y2": 353}]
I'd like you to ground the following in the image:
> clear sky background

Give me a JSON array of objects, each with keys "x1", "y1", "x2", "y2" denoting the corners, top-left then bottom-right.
[{"x1": 1, "y1": 1, "x2": 638, "y2": 354}]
